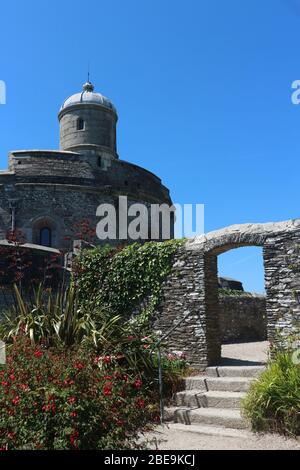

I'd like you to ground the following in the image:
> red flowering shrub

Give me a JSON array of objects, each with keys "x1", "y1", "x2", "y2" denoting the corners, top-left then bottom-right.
[{"x1": 0, "y1": 337, "x2": 156, "y2": 450}]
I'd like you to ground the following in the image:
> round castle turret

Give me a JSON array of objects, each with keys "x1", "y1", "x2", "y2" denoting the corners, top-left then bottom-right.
[{"x1": 58, "y1": 81, "x2": 118, "y2": 157}]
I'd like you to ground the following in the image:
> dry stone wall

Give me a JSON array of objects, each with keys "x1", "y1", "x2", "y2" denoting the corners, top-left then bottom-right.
[
  {"x1": 219, "y1": 294, "x2": 267, "y2": 343},
  {"x1": 154, "y1": 220, "x2": 300, "y2": 369}
]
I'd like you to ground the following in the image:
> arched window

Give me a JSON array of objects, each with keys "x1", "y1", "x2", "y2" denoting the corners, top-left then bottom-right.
[
  {"x1": 39, "y1": 227, "x2": 52, "y2": 247},
  {"x1": 77, "y1": 118, "x2": 85, "y2": 131}
]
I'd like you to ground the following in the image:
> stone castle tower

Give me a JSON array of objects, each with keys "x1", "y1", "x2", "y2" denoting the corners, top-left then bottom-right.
[
  {"x1": 0, "y1": 81, "x2": 172, "y2": 250},
  {"x1": 59, "y1": 80, "x2": 118, "y2": 161}
]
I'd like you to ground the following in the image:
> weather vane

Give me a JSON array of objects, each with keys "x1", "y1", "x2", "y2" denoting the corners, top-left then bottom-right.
[{"x1": 88, "y1": 61, "x2": 91, "y2": 83}]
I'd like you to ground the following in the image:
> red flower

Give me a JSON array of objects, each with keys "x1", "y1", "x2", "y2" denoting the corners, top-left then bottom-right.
[
  {"x1": 137, "y1": 399, "x2": 145, "y2": 409},
  {"x1": 42, "y1": 403, "x2": 56, "y2": 413},
  {"x1": 33, "y1": 351, "x2": 43, "y2": 358},
  {"x1": 12, "y1": 396, "x2": 20, "y2": 406},
  {"x1": 68, "y1": 396, "x2": 76, "y2": 405},
  {"x1": 70, "y1": 430, "x2": 79, "y2": 448},
  {"x1": 103, "y1": 385, "x2": 112, "y2": 397},
  {"x1": 63, "y1": 379, "x2": 75, "y2": 386},
  {"x1": 74, "y1": 362, "x2": 85, "y2": 370},
  {"x1": 70, "y1": 411, "x2": 78, "y2": 418},
  {"x1": 20, "y1": 384, "x2": 29, "y2": 392},
  {"x1": 133, "y1": 378, "x2": 143, "y2": 390},
  {"x1": 103, "y1": 356, "x2": 111, "y2": 364}
]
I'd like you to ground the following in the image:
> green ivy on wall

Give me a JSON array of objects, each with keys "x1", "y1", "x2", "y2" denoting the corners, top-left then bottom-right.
[{"x1": 76, "y1": 240, "x2": 184, "y2": 325}]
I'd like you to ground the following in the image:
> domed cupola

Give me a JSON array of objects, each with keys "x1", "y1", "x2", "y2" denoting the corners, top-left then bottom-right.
[{"x1": 58, "y1": 81, "x2": 118, "y2": 157}]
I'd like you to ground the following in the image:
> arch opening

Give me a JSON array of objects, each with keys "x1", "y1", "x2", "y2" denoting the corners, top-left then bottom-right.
[
  {"x1": 39, "y1": 227, "x2": 52, "y2": 247},
  {"x1": 203, "y1": 241, "x2": 269, "y2": 366},
  {"x1": 31, "y1": 217, "x2": 57, "y2": 248},
  {"x1": 217, "y1": 246, "x2": 268, "y2": 366}
]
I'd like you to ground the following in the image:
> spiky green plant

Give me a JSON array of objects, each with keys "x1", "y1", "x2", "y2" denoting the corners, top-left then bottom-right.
[
  {"x1": 242, "y1": 351, "x2": 300, "y2": 436},
  {"x1": 0, "y1": 284, "x2": 124, "y2": 349}
]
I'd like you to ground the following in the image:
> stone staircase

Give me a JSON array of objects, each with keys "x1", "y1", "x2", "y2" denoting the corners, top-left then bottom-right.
[{"x1": 165, "y1": 365, "x2": 265, "y2": 436}]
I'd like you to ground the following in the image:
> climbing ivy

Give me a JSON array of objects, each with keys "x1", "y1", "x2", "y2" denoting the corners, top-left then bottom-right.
[
  {"x1": 219, "y1": 289, "x2": 253, "y2": 297},
  {"x1": 76, "y1": 240, "x2": 184, "y2": 325}
]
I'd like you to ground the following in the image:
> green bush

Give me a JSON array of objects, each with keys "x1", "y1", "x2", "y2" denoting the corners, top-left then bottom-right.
[
  {"x1": 242, "y1": 351, "x2": 300, "y2": 436},
  {"x1": 152, "y1": 351, "x2": 190, "y2": 398},
  {"x1": 0, "y1": 337, "x2": 158, "y2": 450},
  {"x1": 75, "y1": 240, "x2": 184, "y2": 325},
  {"x1": 0, "y1": 336, "x2": 190, "y2": 450}
]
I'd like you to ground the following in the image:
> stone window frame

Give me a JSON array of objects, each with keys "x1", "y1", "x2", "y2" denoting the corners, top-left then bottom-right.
[
  {"x1": 39, "y1": 226, "x2": 52, "y2": 247},
  {"x1": 77, "y1": 118, "x2": 85, "y2": 131},
  {"x1": 32, "y1": 217, "x2": 57, "y2": 248}
]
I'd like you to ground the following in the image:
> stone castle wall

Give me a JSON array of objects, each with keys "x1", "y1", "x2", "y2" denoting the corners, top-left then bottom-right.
[
  {"x1": 219, "y1": 294, "x2": 267, "y2": 343},
  {"x1": 0, "y1": 150, "x2": 172, "y2": 250}
]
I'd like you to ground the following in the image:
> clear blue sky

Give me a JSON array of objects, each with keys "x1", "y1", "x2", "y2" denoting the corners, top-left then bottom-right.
[{"x1": 1, "y1": 0, "x2": 299, "y2": 293}]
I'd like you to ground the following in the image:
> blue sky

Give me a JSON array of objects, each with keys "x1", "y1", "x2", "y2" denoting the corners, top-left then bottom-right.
[{"x1": 0, "y1": 0, "x2": 299, "y2": 293}]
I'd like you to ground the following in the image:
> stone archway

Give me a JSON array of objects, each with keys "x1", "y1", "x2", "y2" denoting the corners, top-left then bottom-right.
[
  {"x1": 23, "y1": 215, "x2": 59, "y2": 248},
  {"x1": 155, "y1": 219, "x2": 300, "y2": 369}
]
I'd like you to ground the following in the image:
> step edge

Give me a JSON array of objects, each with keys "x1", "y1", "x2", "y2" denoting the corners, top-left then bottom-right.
[{"x1": 169, "y1": 423, "x2": 251, "y2": 439}]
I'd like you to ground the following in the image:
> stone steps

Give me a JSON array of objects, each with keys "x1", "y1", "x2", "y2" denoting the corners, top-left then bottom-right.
[
  {"x1": 165, "y1": 364, "x2": 265, "y2": 434},
  {"x1": 205, "y1": 365, "x2": 265, "y2": 378},
  {"x1": 185, "y1": 376, "x2": 253, "y2": 392},
  {"x1": 166, "y1": 422, "x2": 252, "y2": 439},
  {"x1": 165, "y1": 406, "x2": 247, "y2": 429},
  {"x1": 175, "y1": 390, "x2": 246, "y2": 409}
]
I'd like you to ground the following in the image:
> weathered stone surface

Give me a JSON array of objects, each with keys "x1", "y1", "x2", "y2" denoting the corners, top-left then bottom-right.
[
  {"x1": 186, "y1": 220, "x2": 300, "y2": 254},
  {"x1": 154, "y1": 220, "x2": 300, "y2": 369},
  {"x1": 219, "y1": 294, "x2": 267, "y2": 343}
]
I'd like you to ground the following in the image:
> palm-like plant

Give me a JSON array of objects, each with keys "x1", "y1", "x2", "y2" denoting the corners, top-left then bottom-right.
[{"x1": 0, "y1": 284, "x2": 123, "y2": 347}]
